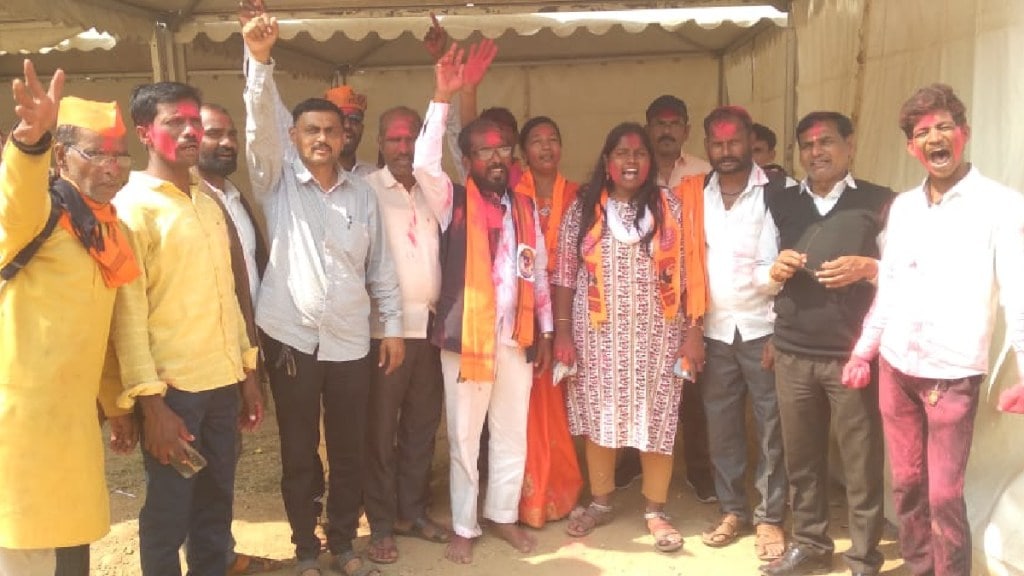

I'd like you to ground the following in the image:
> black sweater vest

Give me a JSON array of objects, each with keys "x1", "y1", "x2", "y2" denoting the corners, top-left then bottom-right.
[
  {"x1": 431, "y1": 184, "x2": 538, "y2": 361},
  {"x1": 767, "y1": 179, "x2": 895, "y2": 358}
]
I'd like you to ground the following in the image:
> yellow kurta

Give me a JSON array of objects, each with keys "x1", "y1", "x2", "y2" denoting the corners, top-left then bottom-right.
[
  {"x1": 0, "y1": 142, "x2": 126, "y2": 549},
  {"x1": 111, "y1": 172, "x2": 255, "y2": 407}
]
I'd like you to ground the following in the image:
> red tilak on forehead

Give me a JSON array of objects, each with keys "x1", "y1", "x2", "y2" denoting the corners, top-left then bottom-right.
[
  {"x1": 174, "y1": 101, "x2": 201, "y2": 118},
  {"x1": 710, "y1": 121, "x2": 739, "y2": 140}
]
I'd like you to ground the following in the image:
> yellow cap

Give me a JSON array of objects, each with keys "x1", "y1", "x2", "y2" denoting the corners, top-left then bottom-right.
[{"x1": 57, "y1": 96, "x2": 125, "y2": 138}]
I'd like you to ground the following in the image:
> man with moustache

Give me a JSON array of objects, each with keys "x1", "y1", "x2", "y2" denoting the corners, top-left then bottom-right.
[
  {"x1": 0, "y1": 62, "x2": 138, "y2": 576},
  {"x1": 842, "y1": 84, "x2": 1024, "y2": 576},
  {"x1": 361, "y1": 106, "x2": 449, "y2": 565},
  {"x1": 619, "y1": 94, "x2": 715, "y2": 503},
  {"x1": 413, "y1": 44, "x2": 553, "y2": 565},
  {"x1": 194, "y1": 103, "x2": 283, "y2": 576},
  {"x1": 111, "y1": 81, "x2": 259, "y2": 576},
  {"x1": 759, "y1": 112, "x2": 894, "y2": 576},
  {"x1": 323, "y1": 86, "x2": 376, "y2": 178},
  {"x1": 696, "y1": 107, "x2": 787, "y2": 562},
  {"x1": 242, "y1": 12, "x2": 402, "y2": 576}
]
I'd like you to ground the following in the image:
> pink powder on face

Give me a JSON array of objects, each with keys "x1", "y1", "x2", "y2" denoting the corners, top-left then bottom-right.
[
  {"x1": 910, "y1": 112, "x2": 967, "y2": 169},
  {"x1": 149, "y1": 102, "x2": 203, "y2": 162},
  {"x1": 710, "y1": 121, "x2": 739, "y2": 140}
]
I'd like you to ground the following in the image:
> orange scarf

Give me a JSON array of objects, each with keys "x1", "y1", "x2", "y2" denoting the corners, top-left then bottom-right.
[
  {"x1": 57, "y1": 187, "x2": 140, "y2": 288},
  {"x1": 461, "y1": 179, "x2": 538, "y2": 381},
  {"x1": 673, "y1": 175, "x2": 707, "y2": 324},
  {"x1": 581, "y1": 190, "x2": 681, "y2": 326},
  {"x1": 515, "y1": 169, "x2": 579, "y2": 271}
]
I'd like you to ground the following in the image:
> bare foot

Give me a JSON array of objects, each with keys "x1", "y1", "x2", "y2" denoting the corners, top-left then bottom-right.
[
  {"x1": 491, "y1": 522, "x2": 538, "y2": 553},
  {"x1": 444, "y1": 535, "x2": 474, "y2": 564}
]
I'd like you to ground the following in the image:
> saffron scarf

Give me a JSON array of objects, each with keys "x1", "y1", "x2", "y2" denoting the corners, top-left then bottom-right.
[
  {"x1": 53, "y1": 178, "x2": 140, "y2": 288},
  {"x1": 581, "y1": 189, "x2": 681, "y2": 326},
  {"x1": 461, "y1": 179, "x2": 538, "y2": 381},
  {"x1": 673, "y1": 174, "x2": 707, "y2": 324},
  {"x1": 515, "y1": 169, "x2": 579, "y2": 271}
]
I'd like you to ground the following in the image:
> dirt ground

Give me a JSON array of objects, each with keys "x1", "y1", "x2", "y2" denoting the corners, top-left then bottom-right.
[{"x1": 93, "y1": 402, "x2": 910, "y2": 576}]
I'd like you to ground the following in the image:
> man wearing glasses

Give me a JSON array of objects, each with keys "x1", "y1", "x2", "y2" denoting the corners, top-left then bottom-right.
[{"x1": 413, "y1": 44, "x2": 553, "y2": 565}]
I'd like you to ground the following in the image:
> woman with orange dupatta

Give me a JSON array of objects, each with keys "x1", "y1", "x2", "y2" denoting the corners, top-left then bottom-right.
[{"x1": 515, "y1": 116, "x2": 584, "y2": 528}]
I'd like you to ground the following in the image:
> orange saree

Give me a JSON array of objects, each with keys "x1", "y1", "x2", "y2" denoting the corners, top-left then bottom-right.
[{"x1": 516, "y1": 170, "x2": 584, "y2": 528}]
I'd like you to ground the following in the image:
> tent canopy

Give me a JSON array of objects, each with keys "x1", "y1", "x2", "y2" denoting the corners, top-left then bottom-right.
[{"x1": 0, "y1": 1, "x2": 788, "y2": 78}]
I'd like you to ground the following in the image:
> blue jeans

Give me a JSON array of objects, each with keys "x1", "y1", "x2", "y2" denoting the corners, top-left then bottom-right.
[
  {"x1": 701, "y1": 333, "x2": 786, "y2": 525},
  {"x1": 139, "y1": 385, "x2": 239, "y2": 576}
]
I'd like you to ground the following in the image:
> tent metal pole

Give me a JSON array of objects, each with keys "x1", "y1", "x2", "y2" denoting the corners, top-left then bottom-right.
[{"x1": 783, "y1": 24, "x2": 797, "y2": 175}]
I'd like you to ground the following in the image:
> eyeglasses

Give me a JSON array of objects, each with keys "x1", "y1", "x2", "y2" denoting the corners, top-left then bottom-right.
[
  {"x1": 471, "y1": 146, "x2": 513, "y2": 161},
  {"x1": 68, "y1": 145, "x2": 132, "y2": 169}
]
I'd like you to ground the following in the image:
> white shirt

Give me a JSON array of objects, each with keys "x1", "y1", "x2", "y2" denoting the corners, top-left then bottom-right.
[
  {"x1": 204, "y1": 178, "x2": 260, "y2": 306},
  {"x1": 703, "y1": 165, "x2": 781, "y2": 343},
  {"x1": 799, "y1": 173, "x2": 857, "y2": 215},
  {"x1": 413, "y1": 101, "x2": 553, "y2": 345},
  {"x1": 658, "y1": 152, "x2": 712, "y2": 188},
  {"x1": 852, "y1": 167, "x2": 1024, "y2": 380},
  {"x1": 244, "y1": 56, "x2": 402, "y2": 361},
  {"x1": 349, "y1": 161, "x2": 377, "y2": 179},
  {"x1": 364, "y1": 167, "x2": 441, "y2": 339}
]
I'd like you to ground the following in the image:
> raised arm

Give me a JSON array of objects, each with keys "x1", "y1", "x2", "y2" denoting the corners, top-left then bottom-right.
[
  {"x1": 412, "y1": 44, "x2": 465, "y2": 230},
  {"x1": 0, "y1": 60, "x2": 63, "y2": 266},
  {"x1": 241, "y1": 11, "x2": 293, "y2": 202}
]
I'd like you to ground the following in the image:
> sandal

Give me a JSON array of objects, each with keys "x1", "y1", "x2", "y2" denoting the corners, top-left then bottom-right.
[
  {"x1": 701, "y1": 513, "x2": 748, "y2": 548},
  {"x1": 294, "y1": 558, "x2": 321, "y2": 576},
  {"x1": 393, "y1": 516, "x2": 451, "y2": 544},
  {"x1": 329, "y1": 551, "x2": 380, "y2": 576},
  {"x1": 228, "y1": 553, "x2": 287, "y2": 575},
  {"x1": 365, "y1": 536, "x2": 399, "y2": 565},
  {"x1": 565, "y1": 501, "x2": 614, "y2": 537},
  {"x1": 644, "y1": 510, "x2": 684, "y2": 553},
  {"x1": 755, "y1": 523, "x2": 787, "y2": 561}
]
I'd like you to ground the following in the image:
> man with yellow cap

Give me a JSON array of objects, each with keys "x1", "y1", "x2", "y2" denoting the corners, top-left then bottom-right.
[
  {"x1": 0, "y1": 59, "x2": 139, "y2": 576},
  {"x1": 323, "y1": 85, "x2": 376, "y2": 177}
]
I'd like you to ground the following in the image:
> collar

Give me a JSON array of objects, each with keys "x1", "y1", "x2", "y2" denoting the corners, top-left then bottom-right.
[
  {"x1": 706, "y1": 164, "x2": 769, "y2": 197},
  {"x1": 130, "y1": 170, "x2": 197, "y2": 198},
  {"x1": 293, "y1": 156, "x2": 346, "y2": 193},
  {"x1": 202, "y1": 177, "x2": 241, "y2": 201},
  {"x1": 799, "y1": 172, "x2": 857, "y2": 199},
  {"x1": 918, "y1": 164, "x2": 976, "y2": 206}
]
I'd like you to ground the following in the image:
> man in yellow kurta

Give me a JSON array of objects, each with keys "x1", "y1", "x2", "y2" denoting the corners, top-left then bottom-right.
[
  {"x1": 0, "y1": 61, "x2": 139, "y2": 575},
  {"x1": 110, "y1": 81, "x2": 258, "y2": 576}
]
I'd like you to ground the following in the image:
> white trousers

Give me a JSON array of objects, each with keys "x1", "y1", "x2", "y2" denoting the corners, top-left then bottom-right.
[
  {"x1": 441, "y1": 344, "x2": 533, "y2": 538},
  {"x1": 0, "y1": 547, "x2": 55, "y2": 576}
]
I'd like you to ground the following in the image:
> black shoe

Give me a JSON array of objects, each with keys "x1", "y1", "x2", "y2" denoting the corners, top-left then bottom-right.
[
  {"x1": 759, "y1": 544, "x2": 831, "y2": 576},
  {"x1": 686, "y1": 476, "x2": 718, "y2": 504},
  {"x1": 614, "y1": 450, "x2": 643, "y2": 489}
]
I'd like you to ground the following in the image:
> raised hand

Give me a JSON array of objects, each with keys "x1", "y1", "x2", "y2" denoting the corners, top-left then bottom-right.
[
  {"x1": 463, "y1": 38, "x2": 498, "y2": 88},
  {"x1": 433, "y1": 43, "x2": 465, "y2": 102},
  {"x1": 238, "y1": 0, "x2": 266, "y2": 27},
  {"x1": 423, "y1": 12, "x2": 449, "y2": 61},
  {"x1": 241, "y1": 11, "x2": 278, "y2": 64},
  {"x1": 11, "y1": 59, "x2": 64, "y2": 146}
]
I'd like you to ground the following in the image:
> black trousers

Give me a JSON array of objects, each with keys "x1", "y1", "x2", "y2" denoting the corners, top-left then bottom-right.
[
  {"x1": 264, "y1": 332, "x2": 372, "y2": 561},
  {"x1": 774, "y1": 349, "x2": 885, "y2": 574},
  {"x1": 363, "y1": 339, "x2": 444, "y2": 537},
  {"x1": 54, "y1": 545, "x2": 89, "y2": 576}
]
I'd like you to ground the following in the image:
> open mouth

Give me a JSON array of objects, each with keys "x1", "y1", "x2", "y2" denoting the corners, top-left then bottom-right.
[
  {"x1": 927, "y1": 149, "x2": 952, "y2": 166},
  {"x1": 621, "y1": 168, "x2": 640, "y2": 181}
]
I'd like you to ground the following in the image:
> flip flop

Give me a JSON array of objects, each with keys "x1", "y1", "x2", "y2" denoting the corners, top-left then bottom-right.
[
  {"x1": 701, "y1": 513, "x2": 748, "y2": 548},
  {"x1": 365, "y1": 536, "x2": 399, "y2": 565},
  {"x1": 393, "y1": 516, "x2": 451, "y2": 544}
]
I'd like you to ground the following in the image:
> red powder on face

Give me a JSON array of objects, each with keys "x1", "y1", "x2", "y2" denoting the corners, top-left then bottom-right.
[
  {"x1": 710, "y1": 121, "x2": 739, "y2": 140},
  {"x1": 150, "y1": 125, "x2": 180, "y2": 161},
  {"x1": 910, "y1": 112, "x2": 967, "y2": 170},
  {"x1": 149, "y1": 102, "x2": 203, "y2": 162}
]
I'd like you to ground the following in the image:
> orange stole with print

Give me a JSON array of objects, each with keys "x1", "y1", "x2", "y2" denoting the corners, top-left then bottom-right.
[
  {"x1": 674, "y1": 174, "x2": 708, "y2": 322},
  {"x1": 460, "y1": 180, "x2": 537, "y2": 381},
  {"x1": 56, "y1": 186, "x2": 140, "y2": 288},
  {"x1": 581, "y1": 189, "x2": 681, "y2": 326}
]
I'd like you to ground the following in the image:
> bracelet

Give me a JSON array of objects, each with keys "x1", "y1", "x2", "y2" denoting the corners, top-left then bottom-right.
[
  {"x1": 541, "y1": 332, "x2": 554, "y2": 340},
  {"x1": 555, "y1": 317, "x2": 572, "y2": 322}
]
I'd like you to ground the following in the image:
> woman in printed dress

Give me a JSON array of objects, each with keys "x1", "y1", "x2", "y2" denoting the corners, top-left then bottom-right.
[
  {"x1": 552, "y1": 122, "x2": 698, "y2": 553},
  {"x1": 515, "y1": 116, "x2": 584, "y2": 528}
]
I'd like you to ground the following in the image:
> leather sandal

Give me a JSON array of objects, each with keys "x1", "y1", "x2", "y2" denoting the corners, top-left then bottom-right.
[
  {"x1": 701, "y1": 513, "x2": 749, "y2": 548},
  {"x1": 565, "y1": 501, "x2": 613, "y2": 537},
  {"x1": 644, "y1": 510, "x2": 684, "y2": 553}
]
